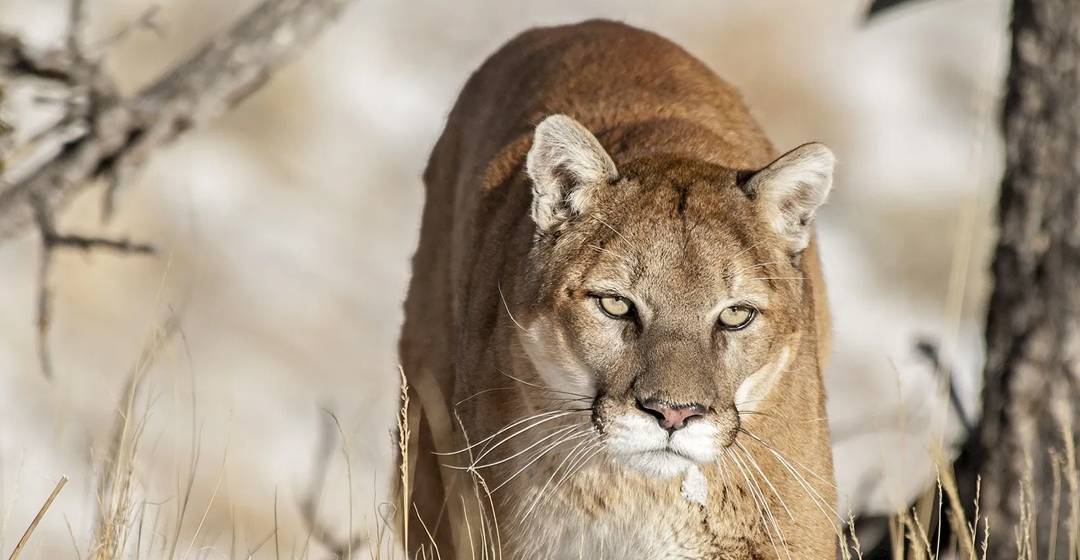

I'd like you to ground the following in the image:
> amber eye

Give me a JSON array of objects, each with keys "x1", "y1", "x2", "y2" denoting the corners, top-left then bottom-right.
[
  {"x1": 597, "y1": 295, "x2": 634, "y2": 319},
  {"x1": 718, "y1": 305, "x2": 756, "y2": 330}
]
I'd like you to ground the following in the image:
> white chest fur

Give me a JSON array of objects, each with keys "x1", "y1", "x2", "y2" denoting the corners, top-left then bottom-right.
[{"x1": 508, "y1": 467, "x2": 716, "y2": 560}]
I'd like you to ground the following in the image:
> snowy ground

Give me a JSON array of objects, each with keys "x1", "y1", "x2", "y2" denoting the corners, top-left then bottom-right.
[{"x1": 0, "y1": 0, "x2": 1006, "y2": 556}]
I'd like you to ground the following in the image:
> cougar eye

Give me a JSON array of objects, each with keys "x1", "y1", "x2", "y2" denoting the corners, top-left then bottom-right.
[
  {"x1": 718, "y1": 305, "x2": 756, "y2": 330},
  {"x1": 596, "y1": 295, "x2": 634, "y2": 319}
]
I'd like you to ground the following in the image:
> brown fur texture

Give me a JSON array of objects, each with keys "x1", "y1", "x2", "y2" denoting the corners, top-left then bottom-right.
[{"x1": 399, "y1": 19, "x2": 837, "y2": 559}]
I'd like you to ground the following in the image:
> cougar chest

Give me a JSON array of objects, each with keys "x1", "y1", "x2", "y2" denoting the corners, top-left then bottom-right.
[{"x1": 506, "y1": 465, "x2": 760, "y2": 559}]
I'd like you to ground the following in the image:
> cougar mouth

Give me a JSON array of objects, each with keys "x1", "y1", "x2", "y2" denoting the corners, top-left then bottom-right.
[{"x1": 599, "y1": 409, "x2": 724, "y2": 478}]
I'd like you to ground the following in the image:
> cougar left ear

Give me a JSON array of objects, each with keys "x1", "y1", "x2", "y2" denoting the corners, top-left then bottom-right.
[
  {"x1": 742, "y1": 142, "x2": 835, "y2": 253},
  {"x1": 526, "y1": 114, "x2": 618, "y2": 233}
]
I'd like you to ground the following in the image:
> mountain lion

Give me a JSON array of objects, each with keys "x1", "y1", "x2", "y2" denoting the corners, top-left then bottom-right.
[{"x1": 399, "y1": 19, "x2": 838, "y2": 559}]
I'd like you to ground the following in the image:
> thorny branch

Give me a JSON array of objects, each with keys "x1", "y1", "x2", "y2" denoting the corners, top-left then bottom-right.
[{"x1": 0, "y1": 0, "x2": 353, "y2": 378}]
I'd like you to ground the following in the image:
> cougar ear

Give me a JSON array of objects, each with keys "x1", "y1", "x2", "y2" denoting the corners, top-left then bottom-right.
[
  {"x1": 526, "y1": 114, "x2": 618, "y2": 232},
  {"x1": 742, "y1": 142, "x2": 835, "y2": 253}
]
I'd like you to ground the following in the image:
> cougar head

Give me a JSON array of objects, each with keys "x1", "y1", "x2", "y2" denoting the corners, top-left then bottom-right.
[{"x1": 519, "y1": 114, "x2": 834, "y2": 478}]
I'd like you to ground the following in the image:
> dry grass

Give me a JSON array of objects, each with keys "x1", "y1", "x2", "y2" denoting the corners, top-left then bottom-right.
[
  {"x1": 835, "y1": 425, "x2": 1080, "y2": 560},
  {"x1": 2, "y1": 326, "x2": 1078, "y2": 560},
  {"x1": 0, "y1": 394, "x2": 1075, "y2": 560},
  {"x1": 3, "y1": 356, "x2": 1079, "y2": 559}
]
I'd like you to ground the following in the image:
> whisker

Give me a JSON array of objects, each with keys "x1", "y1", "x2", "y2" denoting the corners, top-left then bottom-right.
[
  {"x1": 739, "y1": 428, "x2": 836, "y2": 488},
  {"x1": 717, "y1": 452, "x2": 733, "y2": 489},
  {"x1": 590, "y1": 215, "x2": 634, "y2": 248},
  {"x1": 464, "y1": 424, "x2": 586, "y2": 470},
  {"x1": 488, "y1": 428, "x2": 591, "y2": 494},
  {"x1": 728, "y1": 260, "x2": 785, "y2": 278},
  {"x1": 456, "y1": 386, "x2": 591, "y2": 408},
  {"x1": 548, "y1": 441, "x2": 603, "y2": 497},
  {"x1": 735, "y1": 440, "x2": 794, "y2": 521},
  {"x1": 434, "y1": 410, "x2": 572, "y2": 456},
  {"x1": 736, "y1": 410, "x2": 778, "y2": 420},
  {"x1": 587, "y1": 243, "x2": 631, "y2": 262},
  {"x1": 456, "y1": 386, "x2": 513, "y2": 407},
  {"x1": 736, "y1": 449, "x2": 792, "y2": 560},
  {"x1": 729, "y1": 450, "x2": 788, "y2": 560},
  {"x1": 494, "y1": 367, "x2": 593, "y2": 400},
  {"x1": 472, "y1": 411, "x2": 587, "y2": 464},
  {"x1": 739, "y1": 428, "x2": 844, "y2": 536},
  {"x1": 730, "y1": 239, "x2": 766, "y2": 261},
  {"x1": 518, "y1": 436, "x2": 597, "y2": 524},
  {"x1": 497, "y1": 282, "x2": 529, "y2": 334}
]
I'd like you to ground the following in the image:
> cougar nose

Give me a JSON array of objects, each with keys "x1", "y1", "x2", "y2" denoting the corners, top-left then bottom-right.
[{"x1": 637, "y1": 399, "x2": 707, "y2": 431}]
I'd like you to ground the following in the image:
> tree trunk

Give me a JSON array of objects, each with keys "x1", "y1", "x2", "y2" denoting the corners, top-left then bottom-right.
[{"x1": 959, "y1": 0, "x2": 1080, "y2": 557}]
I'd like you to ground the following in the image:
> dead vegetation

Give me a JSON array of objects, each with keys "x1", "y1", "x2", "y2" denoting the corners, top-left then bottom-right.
[{"x1": 2, "y1": 345, "x2": 1078, "y2": 560}]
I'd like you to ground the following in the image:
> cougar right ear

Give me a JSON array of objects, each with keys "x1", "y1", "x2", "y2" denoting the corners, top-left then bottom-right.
[{"x1": 526, "y1": 114, "x2": 618, "y2": 233}]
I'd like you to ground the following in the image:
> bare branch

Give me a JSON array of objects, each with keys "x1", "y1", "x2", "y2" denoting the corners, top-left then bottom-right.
[
  {"x1": 66, "y1": 0, "x2": 90, "y2": 60},
  {"x1": 48, "y1": 234, "x2": 155, "y2": 254},
  {"x1": 30, "y1": 194, "x2": 58, "y2": 380},
  {"x1": 90, "y1": 5, "x2": 163, "y2": 53},
  {"x1": 0, "y1": 0, "x2": 354, "y2": 236},
  {"x1": 29, "y1": 191, "x2": 155, "y2": 379},
  {"x1": 0, "y1": 32, "x2": 80, "y2": 84},
  {"x1": 3, "y1": 0, "x2": 351, "y2": 380}
]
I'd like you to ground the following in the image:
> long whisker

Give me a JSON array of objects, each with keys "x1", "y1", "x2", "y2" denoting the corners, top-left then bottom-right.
[
  {"x1": 471, "y1": 411, "x2": 587, "y2": 465},
  {"x1": 587, "y1": 243, "x2": 631, "y2": 262},
  {"x1": 497, "y1": 282, "x2": 529, "y2": 334},
  {"x1": 739, "y1": 429, "x2": 836, "y2": 488},
  {"x1": 518, "y1": 435, "x2": 597, "y2": 524},
  {"x1": 730, "y1": 239, "x2": 766, "y2": 262},
  {"x1": 729, "y1": 450, "x2": 786, "y2": 560},
  {"x1": 548, "y1": 440, "x2": 603, "y2": 497},
  {"x1": 494, "y1": 367, "x2": 593, "y2": 400},
  {"x1": 462, "y1": 424, "x2": 587, "y2": 470},
  {"x1": 736, "y1": 410, "x2": 778, "y2": 420},
  {"x1": 590, "y1": 215, "x2": 634, "y2": 248},
  {"x1": 739, "y1": 428, "x2": 844, "y2": 537},
  {"x1": 735, "y1": 440, "x2": 794, "y2": 521},
  {"x1": 728, "y1": 260, "x2": 785, "y2": 277},
  {"x1": 456, "y1": 386, "x2": 591, "y2": 408},
  {"x1": 735, "y1": 448, "x2": 792, "y2": 560},
  {"x1": 488, "y1": 429, "x2": 591, "y2": 494},
  {"x1": 456, "y1": 386, "x2": 514, "y2": 407},
  {"x1": 434, "y1": 410, "x2": 573, "y2": 456}
]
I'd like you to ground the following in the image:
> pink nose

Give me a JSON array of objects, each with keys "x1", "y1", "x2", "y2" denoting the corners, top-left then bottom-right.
[{"x1": 637, "y1": 399, "x2": 707, "y2": 431}]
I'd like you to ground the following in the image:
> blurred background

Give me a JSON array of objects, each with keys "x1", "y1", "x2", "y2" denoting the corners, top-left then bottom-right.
[{"x1": 0, "y1": 0, "x2": 1007, "y2": 556}]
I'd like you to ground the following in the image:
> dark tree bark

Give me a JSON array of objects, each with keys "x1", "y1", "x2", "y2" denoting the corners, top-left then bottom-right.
[{"x1": 958, "y1": 0, "x2": 1080, "y2": 557}]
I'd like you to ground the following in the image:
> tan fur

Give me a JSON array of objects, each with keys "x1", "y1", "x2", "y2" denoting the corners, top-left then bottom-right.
[{"x1": 398, "y1": 20, "x2": 837, "y2": 559}]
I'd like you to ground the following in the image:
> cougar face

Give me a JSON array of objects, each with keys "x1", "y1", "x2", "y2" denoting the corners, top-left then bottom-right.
[{"x1": 520, "y1": 115, "x2": 832, "y2": 479}]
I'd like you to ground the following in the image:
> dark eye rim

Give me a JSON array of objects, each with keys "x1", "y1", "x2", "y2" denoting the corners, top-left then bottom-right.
[
  {"x1": 591, "y1": 293, "x2": 637, "y2": 320},
  {"x1": 718, "y1": 305, "x2": 757, "y2": 331}
]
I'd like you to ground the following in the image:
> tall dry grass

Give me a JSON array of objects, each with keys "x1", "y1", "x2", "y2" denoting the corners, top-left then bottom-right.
[{"x1": 1, "y1": 285, "x2": 1076, "y2": 559}]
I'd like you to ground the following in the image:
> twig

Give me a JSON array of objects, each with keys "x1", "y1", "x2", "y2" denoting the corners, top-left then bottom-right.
[
  {"x1": 298, "y1": 408, "x2": 368, "y2": 557},
  {"x1": 66, "y1": 0, "x2": 89, "y2": 60},
  {"x1": 7, "y1": 475, "x2": 69, "y2": 560},
  {"x1": 47, "y1": 234, "x2": 155, "y2": 254},
  {"x1": 90, "y1": 6, "x2": 163, "y2": 53},
  {"x1": 0, "y1": 0, "x2": 355, "y2": 236},
  {"x1": 30, "y1": 195, "x2": 57, "y2": 380},
  {"x1": 4, "y1": 0, "x2": 350, "y2": 382},
  {"x1": 914, "y1": 338, "x2": 975, "y2": 435},
  {"x1": 28, "y1": 192, "x2": 155, "y2": 379}
]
